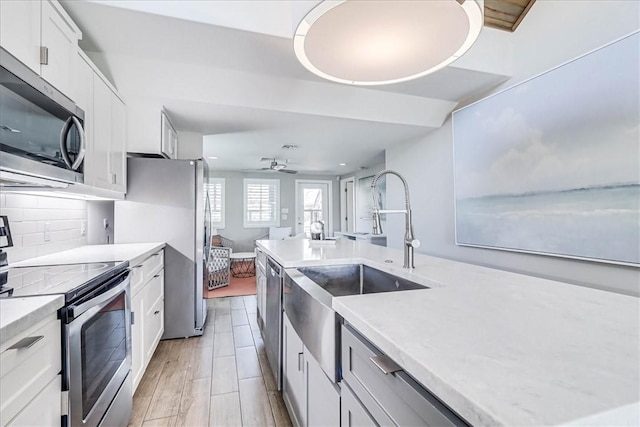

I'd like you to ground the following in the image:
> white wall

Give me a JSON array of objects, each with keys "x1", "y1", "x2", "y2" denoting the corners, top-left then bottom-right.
[
  {"x1": 0, "y1": 193, "x2": 88, "y2": 263},
  {"x1": 210, "y1": 170, "x2": 340, "y2": 252},
  {"x1": 385, "y1": 0, "x2": 640, "y2": 296}
]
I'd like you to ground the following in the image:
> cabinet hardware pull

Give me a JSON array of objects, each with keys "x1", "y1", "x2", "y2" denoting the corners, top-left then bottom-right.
[
  {"x1": 8, "y1": 335, "x2": 44, "y2": 350},
  {"x1": 131, "y1": 312, "x2": 135, "y2": 325},
  {"x1": 153, "y1": 274, "x2": 160, "y2": 278},
  {"x1": 370, "y1": 355, "x2": 402, "y2": 375},
  {"x1": 151, "y1": 253, "x2": 160, "y2": 257},
  {"x1": 133, "y1": 265, "x2": 143, "y2": 269},
  {"x1": 154, "y1": 310, "x2": 160, "y2": 315},
  {"x1": 297, "y1": 352, "x2": 304, "y2": 372},
  {"x1": 40, "y1": 46, "x2": 48, "y2": 65}
]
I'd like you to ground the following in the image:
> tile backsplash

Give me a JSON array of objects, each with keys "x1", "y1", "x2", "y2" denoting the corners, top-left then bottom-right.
[{"x1": 0, "y1": 193, "x2": 88, "y2": 263}]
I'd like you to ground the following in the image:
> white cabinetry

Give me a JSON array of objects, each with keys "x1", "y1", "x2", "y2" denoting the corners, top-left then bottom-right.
[
  {"x1": 0, "y1": 0, "x2": 81, "y2": 96},
  {"x1": 40, "y1": 0, "x2": 79, "y2": 98},
  {"x1": 0, "y1": 314, "x2": 61, "y2": 427},
  {"x1": 127, "y1": 101, "x2": 179, "y2": 158},
  {"x1": 76, "y1": 51, "x2": 127, "y2": 195},
  {"x1": 130, "y1": 250, "x2": 165, "y2": 392},
  {"x1": 161, "y1": 111, "x2": 178, "y2": 159},
  {"x1": 0, "y1": 0, "x2": 41, "y2": 73},
  {"x1": 282, "y1": 314, "x2": 340, "y2": 427}
]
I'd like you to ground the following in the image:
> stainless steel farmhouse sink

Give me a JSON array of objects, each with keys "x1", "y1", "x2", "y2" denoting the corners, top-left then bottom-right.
[
  {"x1": 283, "y1": 264, "x2": 428, "y2": 382},
  {"x1": 297, "y1": 264, "x2": 427, "y2": 296}
]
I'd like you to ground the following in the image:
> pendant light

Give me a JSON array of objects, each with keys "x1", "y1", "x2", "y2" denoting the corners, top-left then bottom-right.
[{"x1": 293, "y1": 0, "x2": 484, "y2": 86}]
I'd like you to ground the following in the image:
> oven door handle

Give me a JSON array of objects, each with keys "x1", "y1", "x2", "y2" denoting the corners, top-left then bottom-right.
[{"x1": 66, "y1": 271, "x2": 131, "y2": 321}]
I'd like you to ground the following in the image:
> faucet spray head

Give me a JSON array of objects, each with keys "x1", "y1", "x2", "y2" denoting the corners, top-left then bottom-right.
[{"x1": 372, "y1": 211, "x2": 383, "y2": 235}]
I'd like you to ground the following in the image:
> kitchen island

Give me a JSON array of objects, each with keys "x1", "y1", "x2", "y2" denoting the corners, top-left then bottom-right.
[{"x1": 256, "y1": 238, "x2": 640, "y2": 426}]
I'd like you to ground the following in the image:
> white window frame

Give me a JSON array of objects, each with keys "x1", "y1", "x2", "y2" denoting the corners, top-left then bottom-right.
[
  {"x1": 243, "y1": 178, "x2": 280, "y2": 228},
  {"x1": 207, "y1": 178, "x2": 225, "y2": 229}
]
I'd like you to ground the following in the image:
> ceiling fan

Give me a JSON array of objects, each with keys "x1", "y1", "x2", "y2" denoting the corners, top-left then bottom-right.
[{"x1": 248, "y1": 158, "x2": 298, "y2": 174}]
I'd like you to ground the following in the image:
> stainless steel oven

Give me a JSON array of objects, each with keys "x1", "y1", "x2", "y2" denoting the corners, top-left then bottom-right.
[
  {"x1": 0, "y1": 47, "x2": 86, "y2": 186},
  {"x1": 61, "y1": 269, "x2": 132, "y2": 427}
]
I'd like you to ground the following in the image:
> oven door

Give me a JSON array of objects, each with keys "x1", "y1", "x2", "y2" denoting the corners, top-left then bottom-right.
[{"x1": 64, "y1": 270, "x2": 132, "y2": 427}]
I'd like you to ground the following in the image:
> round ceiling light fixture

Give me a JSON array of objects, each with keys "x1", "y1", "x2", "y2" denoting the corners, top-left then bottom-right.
[{"x1": 293, "y1": 0, "x2": 484, "y2": 86}]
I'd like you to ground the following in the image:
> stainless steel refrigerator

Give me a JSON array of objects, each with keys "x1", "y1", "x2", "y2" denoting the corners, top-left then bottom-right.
[{"x1": 115, "y1": 157, "x2": 211, "y2": 339}]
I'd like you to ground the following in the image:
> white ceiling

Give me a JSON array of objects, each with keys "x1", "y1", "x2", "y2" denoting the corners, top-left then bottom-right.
[{"x1": 61, "y1": 0, "x2": 512, "y2": 175}]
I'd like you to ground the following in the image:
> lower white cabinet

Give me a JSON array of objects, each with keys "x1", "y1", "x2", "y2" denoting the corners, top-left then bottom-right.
[
  {"x1": 282, "y1": 313, "x2": 340, "y2": 427},
  {"x1": 131, "y1": 250, "x2": 165, "y2": 392},
  {"x1": 0, "y1": 314, "x2": 61, "y2": 427}
]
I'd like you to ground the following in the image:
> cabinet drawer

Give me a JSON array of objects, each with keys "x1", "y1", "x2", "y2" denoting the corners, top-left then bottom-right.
[
  {"x1": 142, "y1": 250, "x2": 164, "y2": 280},
  {"x1": 131, "y1": 250, "x2": 164, "y2": 296},
  {"x1": 6, "y1": 375, "x2": 61, "y2": 427},
  {"x1": 341, "y1": 324, "x2": 467, "y2": 427},
  {"x1": 341, "y1": 381, "x2": 376, "y2": 427},
  {"x1": 0, "y1": 316, "x2": 61, "y2": 426},
  {"x1": 143, "y1": 270, "x2": 164, "y2": 309}
]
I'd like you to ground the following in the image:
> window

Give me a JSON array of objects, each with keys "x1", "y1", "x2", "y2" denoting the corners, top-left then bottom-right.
[
  {"x1": 244, "y1": 178, "x2": 280, "y2": 228},
  {"x1": 206, "y1": 178, "x2": 225, "y2": 229}
]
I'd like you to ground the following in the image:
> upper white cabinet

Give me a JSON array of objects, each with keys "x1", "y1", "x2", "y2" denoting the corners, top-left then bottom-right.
[
  {"x1": 0, "y1": 0, "x2": 81, "y2": 96},
  {"x1": 73, "y1": 51, "x2": 127, "y2": 195},
  {"x1": 0, "y1": 0, "x2": 41, "y2": 73},
  {"x1": 127, "y1": 101, "x2": 179, "y2": 159},
  {"x1": 161, "y1": 112, "x2": 178, "y2": 159},
  {"x1": 40, "y1": 0, "x2": 80, "y2": 98}
]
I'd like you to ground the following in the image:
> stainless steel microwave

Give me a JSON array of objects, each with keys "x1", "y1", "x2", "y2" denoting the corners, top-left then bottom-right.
[{"x1": 0, "y1": 47, "x2": 86, "y2": 186}]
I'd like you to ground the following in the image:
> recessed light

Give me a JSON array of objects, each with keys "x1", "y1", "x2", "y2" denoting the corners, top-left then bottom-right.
[
  {"x1": 207, "y1": 156, "x2": 218, "y2": 160},
  {"x1": 339, "y1": 163, "x2": 347, "y2": 166}
]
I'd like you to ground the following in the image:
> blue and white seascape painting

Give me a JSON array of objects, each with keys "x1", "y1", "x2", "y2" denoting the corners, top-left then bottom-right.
[{"x1": 453, "y1": 32, "x2": 640, "y2": 266}]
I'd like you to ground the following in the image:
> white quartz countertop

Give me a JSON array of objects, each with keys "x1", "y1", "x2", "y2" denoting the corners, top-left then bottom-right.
[
  {"x1": 0, "y1": 295, "x2": 64, "y2": 345},
  {"x1": 11, "y1": 242, "x2": 166, "y2": 268},
  {"x1": 256, "y1": 238, "x2": 640, "y2": 426}
]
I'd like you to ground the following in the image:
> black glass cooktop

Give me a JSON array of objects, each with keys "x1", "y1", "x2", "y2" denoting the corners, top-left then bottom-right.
[{"x1": 1, "y1": 261, "x2": 129, "y2": 302}]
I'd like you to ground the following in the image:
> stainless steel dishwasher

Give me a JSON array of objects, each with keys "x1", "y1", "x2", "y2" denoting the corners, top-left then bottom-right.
[{"x1": 264, "y1": 257, "x2": 283, "y2": 390}]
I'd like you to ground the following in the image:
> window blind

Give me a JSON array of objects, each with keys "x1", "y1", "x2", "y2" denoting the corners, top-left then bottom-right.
[
  {"x1": 206, "y1": 178, "x2": 225, "y2": 228},
  {"x1": 244, "y1": 178, "x2": 280, "y2": 228}
]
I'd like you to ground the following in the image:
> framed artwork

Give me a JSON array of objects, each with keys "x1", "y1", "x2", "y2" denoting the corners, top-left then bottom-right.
[{"x1": 453, "y1": 32, "x2": 639, "y2": 266}]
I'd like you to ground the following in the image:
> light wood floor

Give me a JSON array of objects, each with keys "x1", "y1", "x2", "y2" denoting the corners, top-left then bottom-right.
[{"x1": 128, "y1": 296, "x2": 293, "y2": 427}]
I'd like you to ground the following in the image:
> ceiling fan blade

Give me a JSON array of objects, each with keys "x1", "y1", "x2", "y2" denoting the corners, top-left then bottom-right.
[{"x1": 279, "y1": 169, "x2": 298, "y2": 174}]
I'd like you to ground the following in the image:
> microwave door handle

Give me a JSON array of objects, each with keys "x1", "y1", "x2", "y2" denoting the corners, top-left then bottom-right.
[
  {"x1": 70, "y1": 116, "x2": 86, "y2": 170},
  {"x1": 59, "y1": 117, "x2": 74, "y2": 168}
]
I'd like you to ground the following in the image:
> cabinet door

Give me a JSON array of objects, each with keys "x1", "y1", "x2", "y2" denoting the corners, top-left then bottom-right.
[
  {"x1": 131, "y1": 292, "x2": 144, "y2": 392},
  {"x1": 6, "y1": 375, "x2": 61, "y2": 427},
  {"x1": 143, "y1": 273, "x2": 164, "y2": 363},
  {"x1": 306, "y1": 351, "x2": 340, "y2": 427},
  {"x1": 90, "y1": 74, "x2": 112, "y2": 189},
  {"x1": 40, "y1": 0, "x2": 79, "y2": 97},
  {"x1": 0, "y1": 0, "x2": 41, "y2": 73},
  {"x1": 110, "y1": 95, "x2": 127, "y2": 193},
  {"x1": 283, "y1": 315, "x2": 306, "y2": 427},
  {"x1": 341, "y1": 382, "x2": 376, "y2": 427},
  {"x1": 161, "y1": 112, "x2": 176, "y2": 159}
]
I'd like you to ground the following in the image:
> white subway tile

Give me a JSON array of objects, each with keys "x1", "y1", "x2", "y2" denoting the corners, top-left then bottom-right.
[
  {"x1": 22, "y1": 232, "x2": 45, "y2": 247},
  {"x1": 0, "y1": 207, "x2": 24, "y2": 222},
  {"x1": 5, "y1": 246, "x2": 37, "y2": 264},
  {"x1": 8, "y1": 222, "x2": 38, "y2": 235},
  {"x1": 5, "y1": 194, "x2": 39, "y2": 209}
]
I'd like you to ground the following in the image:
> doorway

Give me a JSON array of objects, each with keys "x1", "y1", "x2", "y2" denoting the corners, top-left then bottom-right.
[
  {"x1": 295, "y1": 180, "x2": 333, "y2": 237},
  {"x1": 340, "y1": 177, "x2": 355, "y2": 233}
]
